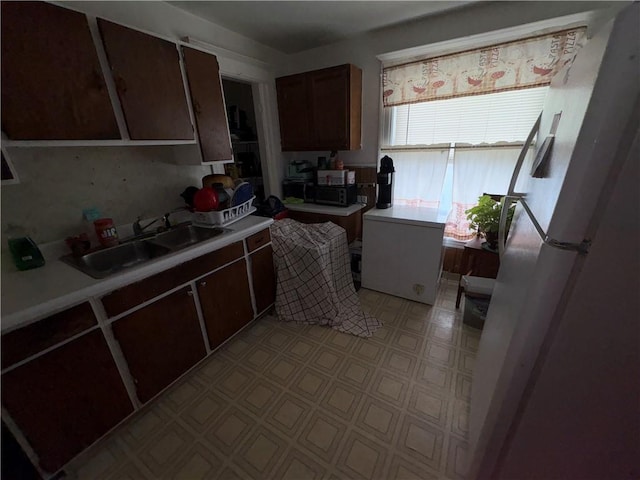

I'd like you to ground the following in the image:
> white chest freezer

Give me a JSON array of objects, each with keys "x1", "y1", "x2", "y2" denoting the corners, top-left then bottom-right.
[{"x1": 361, "y1": 206, "x2": 445, "y2": 305}]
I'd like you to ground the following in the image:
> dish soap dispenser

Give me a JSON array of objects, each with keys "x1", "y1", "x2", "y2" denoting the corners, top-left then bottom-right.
[{"x1": 8, "y1": 236, "x2": 45, "y2": 271}]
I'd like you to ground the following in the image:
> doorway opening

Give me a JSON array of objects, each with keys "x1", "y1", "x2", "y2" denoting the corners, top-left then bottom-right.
[{"x1": 221, "y1": 78, "x2": 265, "y2": 202}]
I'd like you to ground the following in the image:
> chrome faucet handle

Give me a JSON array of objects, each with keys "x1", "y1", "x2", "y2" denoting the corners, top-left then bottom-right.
[{"x1": 132, "y1": 217, "x2": 143, "y2": 236}]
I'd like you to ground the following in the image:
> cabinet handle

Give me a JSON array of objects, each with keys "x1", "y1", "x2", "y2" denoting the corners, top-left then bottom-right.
[
  {"x1": 187, "y1": 290, "x2": 194, "y2": 297},
  {"x1": 254, "y1": 236, "x2": 265, "y2": 244},
  {"x1": 199, "y1": 281, "x2": 207, "y2": 287}
]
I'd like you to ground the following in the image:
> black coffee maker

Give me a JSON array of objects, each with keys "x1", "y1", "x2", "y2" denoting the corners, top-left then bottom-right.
[{"x1": 375, "y1": 155, "x2": 395, "y2": 209}]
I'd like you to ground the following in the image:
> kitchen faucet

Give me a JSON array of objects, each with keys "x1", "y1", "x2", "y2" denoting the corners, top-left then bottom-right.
[{"x1": 132, "y1": 207, "x2": 189, "y2": 236}]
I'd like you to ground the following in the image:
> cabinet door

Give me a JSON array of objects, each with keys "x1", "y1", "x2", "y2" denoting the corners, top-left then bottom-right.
[
  {"x1": 182, "y1": 47, "x2": 233, "y2": 162},
  {"x1": 287, "y1": 210, "x2": 360, "y2": 243},
  {"x1": 276, "y1": 73, "x2": 312, "y2": 151},
  {"x1": 197, "y1": 259, "x2": 253, "y2": 349},
  {"x1": 112, "y1": 287, "x2": 206, "y2": 403},
  {"x1": 1, "y1": 1, "x2": 119, "y2": 140},
  {"x1": 251, "y1": 245, "x2": 276, "y2": 314},
  {"x1": 309, "y1": 66, "x2": 350, "y2": 150},
  {"x1": 2, "y1": 330, "x2": 133, "y2": 473},
  {"x1": 2, "y1": 302, "x2": 97, "y2": 368},
  {"x1": 97, "y1": 19, "x2": 193, "y2": 140}
]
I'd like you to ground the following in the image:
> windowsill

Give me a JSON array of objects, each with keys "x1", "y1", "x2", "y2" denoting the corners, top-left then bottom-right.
[{"x1": 443, "y1": 236, "x2": 467, "y2": 249}]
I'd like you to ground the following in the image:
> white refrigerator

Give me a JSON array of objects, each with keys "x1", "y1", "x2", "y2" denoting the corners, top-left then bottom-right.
[{"x1": 468, "y1": 4, "x2": 639, "y2": 479}]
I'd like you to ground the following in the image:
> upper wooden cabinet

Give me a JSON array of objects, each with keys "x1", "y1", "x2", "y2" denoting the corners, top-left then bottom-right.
[
  {"x1": 97, "y1": 19, "x2": 193, "y2": 140},
  {"x1": 276, "y1": 64, "x2": 362, "y2": 151},
  {"x1": 1, "y1": 1, "x2": 120, "y2": 140},
  {"x1": 182, "y1": 47, "x2": 233, "y2": 162}
]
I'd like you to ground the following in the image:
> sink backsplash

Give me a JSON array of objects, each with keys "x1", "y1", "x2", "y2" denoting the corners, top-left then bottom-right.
[{"x1": 1, "y1": 145, "x2": 210, "y2": 245}]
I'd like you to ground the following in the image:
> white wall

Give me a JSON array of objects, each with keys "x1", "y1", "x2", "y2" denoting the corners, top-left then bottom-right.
[
  {"x1": 279, "y1": 1, "x2": 621, "y2": 168},
  {"x1": 1, "y1": 145, "x2": 209, "y2": 244}
]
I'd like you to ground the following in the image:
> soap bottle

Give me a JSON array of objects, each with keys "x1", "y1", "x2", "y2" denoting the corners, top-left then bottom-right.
[{"x1": 8, "y1": 236, "x2": 45, "y2": 270}]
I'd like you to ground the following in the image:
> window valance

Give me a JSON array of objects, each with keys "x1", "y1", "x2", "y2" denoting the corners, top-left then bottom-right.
[{"x1": 382, "y1": 28, "x2": 586, "y2": 107}]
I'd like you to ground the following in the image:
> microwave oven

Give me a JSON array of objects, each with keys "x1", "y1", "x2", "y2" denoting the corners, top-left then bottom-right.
[
  {"x1": 313, "y1": 185, "x2": 357, "y2": 207},
  {"x1": 282, "y1": 180, "x2": 315, "y2": 202}
]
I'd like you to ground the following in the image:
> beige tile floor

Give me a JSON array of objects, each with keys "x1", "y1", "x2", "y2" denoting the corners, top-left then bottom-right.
[{"x1": 65, "y1": 279, "x2": 479, "y2": 480}]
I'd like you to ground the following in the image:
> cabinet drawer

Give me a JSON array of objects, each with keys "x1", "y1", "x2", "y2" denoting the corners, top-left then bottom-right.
[
  {"x1": 2, "y1": 302, "x2": 97, "y2": 368},
  {"x1": 102, "y1": 242, "x2": 244, "y2": 317},
  {"x1": 246, "y1": 228, "x2": 271, "y2": 253}
]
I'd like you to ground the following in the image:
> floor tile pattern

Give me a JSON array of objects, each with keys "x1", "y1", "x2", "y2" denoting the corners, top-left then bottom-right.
[{"x1": 66, "y1": 280, "x2": 478, "y2": 479}]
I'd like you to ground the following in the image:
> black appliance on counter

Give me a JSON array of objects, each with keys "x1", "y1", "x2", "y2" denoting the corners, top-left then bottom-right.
[
  {"x1": 282, "y1": 179, "x2": 315, "y2": 202},
  {"x1": 313, "y1": 184, "x2": 357, "y2": 207},
  {"x1": 376, "y1": 155, "x2": 395, "y2": 209}
]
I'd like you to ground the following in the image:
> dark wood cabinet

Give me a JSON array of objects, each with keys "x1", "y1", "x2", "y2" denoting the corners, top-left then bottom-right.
[
  {"x1": 1, "y1": 1, "x2": 119, "y2": 140},
  {"x1": 251, "y1": 245, "x2": 276, "y2": 315},
  {"x1": 97, "y1": 19, "x2": 193, "y2": 140},
  {"x1": 182, "y1": 47, "x2": 233, "y2": 162},
  {"x1": 287, "y1": 209, "x2": 362, "y2": 243},
  {"x1": 101, "y1": 242, "x2": 244, "y2": 317},
  {"x1": 197, "y1": 259, "x2": 253, "y2": 349},
  {"x1": 2, "y1": 302, "x2": 97, "y2": 368},
  {"x1": 276, "y1": 64, "x2": 362, "y2": 151},
  {"x1": 1, "y1": 329, "x2": 133, "y2": 473},
  {"x1": 112, "y1": 287, "x2": 206, "y2": 403},
  {"x1": 276, "y1": 73, "x2": 313, "y2": 151}
]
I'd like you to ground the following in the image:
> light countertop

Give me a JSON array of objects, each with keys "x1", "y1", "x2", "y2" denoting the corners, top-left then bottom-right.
[
  {"x1": 285, "y1": 203, "x2": 365, "y2": 216},
  {"x1": 1, "y1": 215, "x2": 273, "y2": 333},
  {"x1": 364, "y1": 206, "x2": 447, "y2": 228}
]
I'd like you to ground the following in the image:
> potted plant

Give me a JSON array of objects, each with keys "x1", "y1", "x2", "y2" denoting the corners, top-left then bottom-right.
[{"x1": 465, "y1": 195, "x2": 515, "y2": 250}]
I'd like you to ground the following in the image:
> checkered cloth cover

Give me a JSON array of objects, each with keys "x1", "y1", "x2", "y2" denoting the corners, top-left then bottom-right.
[{"x1": 270, "y1": 219, "x2": 381, "y2": 338}]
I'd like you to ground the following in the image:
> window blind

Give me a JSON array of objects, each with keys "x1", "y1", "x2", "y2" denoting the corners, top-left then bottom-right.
[{"x1": 384, "y1": 86, "x2": 548, "y2": 146}]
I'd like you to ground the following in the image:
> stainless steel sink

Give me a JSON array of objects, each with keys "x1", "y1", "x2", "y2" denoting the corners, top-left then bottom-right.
[
  {"x1": 61, "y1": 223, "x2": 227, "y2": 279},
  {"x1": 148, "y1": 224, "x2": 226, "y2": 251},
  {"x1": 61, "y1": 240, "x2": 172, "y2": 279}
]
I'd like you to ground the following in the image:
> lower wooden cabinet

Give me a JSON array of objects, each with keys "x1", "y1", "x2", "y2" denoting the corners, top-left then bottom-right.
[
  {"x1": 1, "y1": 228, "x2": 276, "y2": 475},
  {"x1": 1, "y1": 329, "x2": 133, "y2": 473},
  {"x1": 251, "y1": 245, "x2": 276, "y2": 314},
  {"x1": 112, "y1": 287, "x2": 206, "y2": 403},
  {"x1": 287, "y1": 209, "x2": 361, "y2": 243},
  {"x1": 198, "y1": 258, "x2": 253, "y2": 349}
]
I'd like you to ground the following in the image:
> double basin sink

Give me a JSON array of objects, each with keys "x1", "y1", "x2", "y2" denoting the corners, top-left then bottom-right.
[{"x1": 61, "y1": 223, "x2": 227, "y2": 279}]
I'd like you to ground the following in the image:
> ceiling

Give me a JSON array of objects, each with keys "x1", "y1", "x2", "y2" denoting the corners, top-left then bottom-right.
[{"x1": 168, "y1": 1, "x2": 474, "y2": 54}]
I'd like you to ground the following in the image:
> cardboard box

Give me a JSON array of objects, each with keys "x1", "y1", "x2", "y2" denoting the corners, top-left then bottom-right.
[{"x1": 317, "y1": 170, "x2": 355, "y2": 186}]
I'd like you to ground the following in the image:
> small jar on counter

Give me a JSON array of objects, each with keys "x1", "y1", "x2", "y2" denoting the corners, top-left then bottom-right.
[{"x1": 94, "y1": 218, "x2": 119, "y2": 247}]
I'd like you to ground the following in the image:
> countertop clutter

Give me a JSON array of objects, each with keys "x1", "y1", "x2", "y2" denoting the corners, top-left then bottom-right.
[{"x1": 1, "y1": 215, "x2": 273, "y2": 332}]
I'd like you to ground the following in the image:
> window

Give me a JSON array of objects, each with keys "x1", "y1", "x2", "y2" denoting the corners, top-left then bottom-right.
[
  {"x1": 381, "y1": 87, "x2": 548, "y2": 242},
  {"x1": 379, "y1": 26, "x2": 585, "y2": 242},
  {"x1": 383, "y1": 87, "x2": 548, "y2": 147}
]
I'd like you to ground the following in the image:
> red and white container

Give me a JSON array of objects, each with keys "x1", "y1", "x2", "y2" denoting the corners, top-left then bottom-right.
[{"x1": 94, "y1": 218, "x2": 119, "y2": 247}]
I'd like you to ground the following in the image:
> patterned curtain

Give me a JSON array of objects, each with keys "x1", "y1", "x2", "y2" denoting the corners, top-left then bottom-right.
[
  {"x1": 390, "y1": 149, "x2": 449, "y2": 208},
  {"x1": 444, "y1": 147, "x2": 532, "y2": 240},
  {"x1": 383, "y1": 28, "x2": 586, "y2": 107}
]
